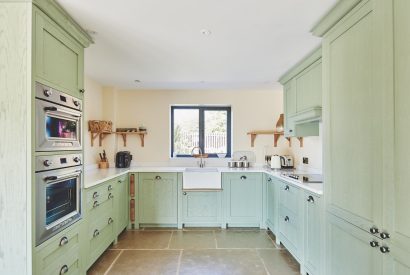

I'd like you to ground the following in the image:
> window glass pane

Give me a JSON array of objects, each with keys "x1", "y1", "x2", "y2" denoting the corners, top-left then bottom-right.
[
  {"x1": 204, "y1": 110, "x2": 228, "y2": 154},
  {"x1": 173, "y1": 109, "x2": 199, "y2": 155}
]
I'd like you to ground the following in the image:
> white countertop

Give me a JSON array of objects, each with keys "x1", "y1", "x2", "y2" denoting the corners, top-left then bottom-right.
[{"x1": 84, "y1": 166, "x2": 323, "y2": 195}]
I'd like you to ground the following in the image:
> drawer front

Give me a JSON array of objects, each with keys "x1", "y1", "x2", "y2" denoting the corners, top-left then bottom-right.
[
  {"x1": 35, "y1": 221, "x2": 81, "y2": 273},
  {"x1": 279, "y1": 181, "x2": 300, "y2": 214},
  {"x1": 86, "y1": 182, "x2": 115, "y2": 212},
  {"x1": 88, "y1": 223, "x2": 114, "y2": 266},
  {"x1": 139, "y1": 172, "x2": 177, "y2": 181},
  {"x1": 279, "y1": 206, "x2": 299, "y2": 257},
  {"x1": 88, "y1": 205, "x2": 115, "y2": 240},
  {"x1": 42, "y1": 245, "x2": 81, "y2": 275}
]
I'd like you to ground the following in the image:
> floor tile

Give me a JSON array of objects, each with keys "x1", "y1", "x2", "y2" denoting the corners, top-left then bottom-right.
[
  {"x1": 257, "y1": 249, "x2": 300, "y2": 275},
  {"x1": 169, "y1": 230, "x2": 216, "y2": 249},
  {"x1": 113, "y1": 230, "x2": 172, "y2": 249},
  {"x1": 179, "y1": 249, "x2": 267, "y2": 275},
  {"x1": 109, "y1": 250, "x2": 180, "y2": 275},
  {"x1": 215, "y1": 230, "x2": 275, "y2": 248},
  {"x1": 87, "y1": 249, "x2": 121, "y2": 275}
]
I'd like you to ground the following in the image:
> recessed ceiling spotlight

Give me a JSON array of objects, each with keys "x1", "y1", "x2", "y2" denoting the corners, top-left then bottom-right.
[
  {"x1": 134, "y1": 80, "x2": 141, "y2": 83},
  {"x1": 200, "y1": 29, "x2": 211, "y2": 36}
]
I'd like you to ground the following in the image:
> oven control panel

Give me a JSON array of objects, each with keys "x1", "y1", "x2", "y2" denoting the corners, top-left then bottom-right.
[
  {"x1": 35, "y1": 82, "x2": 82, "y2": 111},
  {"x1": 35, "y1": 153, "x2": 82, "y2": 172}
]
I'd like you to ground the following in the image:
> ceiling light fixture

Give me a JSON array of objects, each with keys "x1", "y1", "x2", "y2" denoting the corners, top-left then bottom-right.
[
  {"x1": 134, "y1": 80, "x2": 141, "y2": 83},
  {"x1": 200, "y1": 29, "x2": 211, "y2": 36}
]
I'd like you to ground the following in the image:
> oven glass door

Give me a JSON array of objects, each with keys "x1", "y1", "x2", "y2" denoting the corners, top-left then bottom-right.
[
  {"x1": 36, "y1": 168, "x2": 82, "y2": 245},
  {"x1": 36, "y1": 99, "x2": 82, "y2": 151}
]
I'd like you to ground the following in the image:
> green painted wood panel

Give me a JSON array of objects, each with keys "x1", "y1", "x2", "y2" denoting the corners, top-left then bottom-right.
[
  {"x1": 34, "y1": 7, "x2": 84, "y2": 98},
  {"x1": 182, "y1": 191, "x2": 222, "y2": 226},
  {"x1": 138, "y1": 173, "x2": 178, "y2": 225},
  {"x1": 304, "y1": 192, "x2": 322, "y2": 275},
  {"x1": 326, "y1": 213, "x2": 382, "y2": 275},
  {"x1": 266, "y1": 176, "x2": 277, "y2": 233},
  {"x1": 295, "y1": 59, "x2": 322, "y2": 112},
  {"x1": 322, "y1": 0, "x2": 383, "y2": 233},
  {"x1": 223, "y1": 173, "x2": 263, "y2": 227},
  {"x1": 284, "y1": 80, "x2": 296, "y2": 137},
  {"x1": 114, "y1": 175, "x2": 129, "y2": 236}
]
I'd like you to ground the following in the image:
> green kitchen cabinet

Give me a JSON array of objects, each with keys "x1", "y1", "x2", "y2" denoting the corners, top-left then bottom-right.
[
  {"x1": 114, "y1": 174, "x2": 129, "y2": 236},
  {"x1": 304, "y1": 191, "x2": 322, "y2": 275},
  {"x1": 283, "y1": 81, "x2": 296, "y2": 137},
  {"x1": 223, "y1": 173, "x2": 263, "y2": 227},
  {"x1": 181, "y1": 191, "x2": 222, "y2": 227},
  {"x1": 138, "y1": 173, "x2": 178, "y2": 225},
  {"x1": 295, "y1": 59, "x2": 322, "y2": 113},
  {"x1": 266, "y1": 175, "x2": 278, "y2": 237},
  {"x1": 33, "y1": 7, "x2": 85, "y2": 98},
  {"x1": 326, "y1": 213, "x2": 383, "y2": 275}
]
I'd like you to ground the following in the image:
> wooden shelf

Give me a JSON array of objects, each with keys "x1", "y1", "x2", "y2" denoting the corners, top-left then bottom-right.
[
  {"x1": 115, "y1": 131, "x2": 147, "y2": 147},
  {"x1": 246, "y1": 130, "x2": 303, "y2": 147},
  {"x1": 90, "y1": 131, "x2": 112, "y2": 147}
]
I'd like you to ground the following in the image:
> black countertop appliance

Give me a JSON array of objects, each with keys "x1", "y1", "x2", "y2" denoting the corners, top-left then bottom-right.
[{"x1": 115, "y1": 151, "x2": 132, "y2": 168}]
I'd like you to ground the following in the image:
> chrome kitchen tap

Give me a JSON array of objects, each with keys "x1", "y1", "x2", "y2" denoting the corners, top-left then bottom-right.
[{"x1": 191, "y1": 146, "x2": 205, "y2": 168}]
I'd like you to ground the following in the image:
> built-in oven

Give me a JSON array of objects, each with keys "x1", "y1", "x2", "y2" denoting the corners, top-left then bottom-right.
[
  {"x1": 35, "y1": 154, "x2": 82, "y2": 246},
  {"x1": 35, "y1": 82, "x2": 82, "y2": 151}
]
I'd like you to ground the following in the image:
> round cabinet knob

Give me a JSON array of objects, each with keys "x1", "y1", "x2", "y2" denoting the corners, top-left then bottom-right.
[
  {"x1": 79, "y1": 89, "x2": 85, "y2": 93},
  {"x1": 92, "y1": 192, "x2": 99, "y2": 199},
  {"x1": 93, "y1": 201, "x2": 99, "y2": 208},
  {"x1": 108, "y1": 193, "x2": 114, "y2": 199},
  {"x1": 93, "y1": 229, "x2": 100, "y2": 237},
  {"x1": 284, "y1": 216, "x2": 290, "y2": 222},
  {"x1": 307, "y1": 196, "x2": 315, "y2": 203},
  {"x1": 43, "y1": 89, "x2": 52, "y2": 97},
  {"x1": 380, "y1": 246, "x2": 390, "y2": 254},
  {"x1": 108, "y1": 185, "x2": 113, "y2": 191},
  {"x1": 240, "y1": 175, "x2": 247, "y2": 180},
  {"x1": 369, "y1": 241, "x2": 379, "y2": 247},
  {"x1": 285, "y1": 185, "x2": 290, "y2": 191},
  {"x1": 370, "y1": 227, "x2": 379, "y2": 234},
  {"x1": 73, "y1": 99, "x2": 80, "y2": 107},
  {"x1": 108, "y1": 217, "x2": 114, "y2": 224},
  {"x1": 59, "y1": 236, "x2": 69, "y2": 247},
  {"x1": 43, "y1": 160, "x2": 53, "y2": 167},
  {"x1": 59, "y1": 265, "x2": 68, "y2": 275},
  {"x1": 183, "y1": 192, "x2": 187, "y2": 195},
  {"x1": 380, "y1": 232, "x2": 390, "y2": 239},
  {"x1": 155, "y1": 175, "x2": 162, "y2": 180},
  {"x1": 73, "y1": 157, "x2": 81, "y2": 163}
]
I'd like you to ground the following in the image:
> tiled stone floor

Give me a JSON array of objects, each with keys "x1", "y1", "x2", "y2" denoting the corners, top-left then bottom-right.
[{"x1": 87, "y1": 228, "x2": 300, "y2": 275}]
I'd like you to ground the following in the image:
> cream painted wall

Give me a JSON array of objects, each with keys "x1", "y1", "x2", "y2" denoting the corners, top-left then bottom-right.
[
  {"x1": 83, "y1": 76, "x2": 104, "y2": 165},
  {"x1": 114, "y1": 88, "x2": 290, "y2": 165}
]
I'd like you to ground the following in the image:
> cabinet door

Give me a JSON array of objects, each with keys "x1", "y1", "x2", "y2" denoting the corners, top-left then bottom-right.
[
  {"x1": 224, "y1": 173, "x2": 263, "y2": 227},
  {"x1": 326, "y1": 213, "x2": 383, "y2": 275},
  {"x1": 266, "y1": 177, "x2": 277, "y2": 232},
  {"x1": 304, "y1": 192, "x2": 321, "y2": 275},
  {"x1": 322, "y1": 1, "x2": 383, "y2": 232},
  {"x1": 115, "y1": 175, "x2": 129, "y2": 236},
  {"x1": 138, "y1": 173, "x2": 178, "y2": 224},
  {"x1": 284, "y1": 80, "x2": 296, "y2": 137},
  {"x1": 182, "y1": 191, "x2": 221, "y2": 226},
  {"x1": 384, "y1": 0, "x2": 410, "y2": 273},
  {"x1": 295, "y1": 59, "x2": 322, "y2": 112},
  {"x1": 34, "y1": 8, "x2": 84, "y2": 98}
]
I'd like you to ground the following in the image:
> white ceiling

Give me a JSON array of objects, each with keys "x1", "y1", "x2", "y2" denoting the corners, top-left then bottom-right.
[{"x1": 57, "y1": 0, "x2": 337, "y2": 90}]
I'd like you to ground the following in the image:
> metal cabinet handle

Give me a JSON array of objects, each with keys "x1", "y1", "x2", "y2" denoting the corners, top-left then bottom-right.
[
  {"x1": 307, "y1": 196, "x2": 315, "y2": 203},
  {"x1": 93, "y1": 192, "x2": 99, "y2": 199},
  {"x1": 108, "y1": 185, "x2": 113, "y2": 191},
  {"x1": 370, "y1": 241, "x2": 379, "y2": 247},
  {"x1": 289, "y1": 129, "x2": 293, "y2": 133},
  {"x1": 108, "y1": 193, "x2": 114, "y2": 199},
  {"x1": 240, "y1": 175, "x2": 247, "y2": 180},
  {"x1": 285, "y1": 185, "x2": 290, "y2": 191},
  {"x1": 370, "y1": 227, "x2": 379, "y2": 234},
  {"x1": 155, "y1": 175, "x2": 162, "y2": 180},
  {"x1": 284, "y1": 216, "x2": 289, "y2": 222},
  {"x1": 59, "y1": 236, "x2": 69, "y2": 247},
  {"x1": 183, "y1": 192, "x2": 187, "y2": 195},
  {"x1": 59, "y1": 265, "x2": 69, "y2": 275},
  {"x1": 380, "y1": 232, "x2": 390, "y2": 239},
  {"x1": 380, "y1": 246, "x2": 390, "y2": 254},
  {"x1": 93, "y1": 229, "x2": 100, "y2": 238},
  {"x1": 79, "y1": 89, "x2": 85, "y2": 93},
  {"x1": 93, "y1": 201, "x2": 99, "y2": 208},
  {"x1": 267, "y1": 178, "x2": 272, "y2": 182},
  {"x1": 108, "y1": 217, "x2": 114, "y2": 224}
]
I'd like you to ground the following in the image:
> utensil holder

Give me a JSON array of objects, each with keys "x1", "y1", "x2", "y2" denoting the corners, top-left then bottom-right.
[{"x1": 98, "y1": 161, "x2": 109, "y2": 169}]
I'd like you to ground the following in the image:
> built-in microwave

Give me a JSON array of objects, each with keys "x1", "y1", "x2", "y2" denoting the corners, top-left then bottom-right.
[
  {"x1": 35, "y1": 154, "x2": 82, "y2": 246},
  {"x1": 35, "y1": 82, "x2": 82, "y2": 151}
]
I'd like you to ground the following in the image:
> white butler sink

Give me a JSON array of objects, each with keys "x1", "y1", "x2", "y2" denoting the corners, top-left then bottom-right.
[{"x1": 183, "y1": 167, "x2": 221, "y2": 189}]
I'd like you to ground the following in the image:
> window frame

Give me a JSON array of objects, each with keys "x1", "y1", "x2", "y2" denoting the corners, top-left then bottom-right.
[{"x1": 170, "y1": 105, "x2": 232, "y2": 158}]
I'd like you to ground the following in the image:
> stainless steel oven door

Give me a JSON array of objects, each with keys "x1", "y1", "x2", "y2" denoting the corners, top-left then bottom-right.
[
  {"x1": 35, "y1": 99, "x2": 82, "y2": 151},
  {"x1": 35, "y1": 167, "x2": 82, "y2": 246}
]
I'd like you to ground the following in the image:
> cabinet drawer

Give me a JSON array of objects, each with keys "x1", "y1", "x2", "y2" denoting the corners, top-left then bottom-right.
[
  {"x1": 88, "y1": 223, "x2": 114, "y2": 266},
  {"x1": 279, "y1": 181, "x2": 300, "y2": 214},
  {"x1": 279, "y1": 206, "x2": 299, "y2": 258},
  {"x1": 86, "y1": 183, "x2": 115, "y2": 212},
  {"x1": 88, "y1": 207, "x2": 115, "y2": 240},
  {"x1": 42, "y1": 245, "x2": 81, "y2": 275}
]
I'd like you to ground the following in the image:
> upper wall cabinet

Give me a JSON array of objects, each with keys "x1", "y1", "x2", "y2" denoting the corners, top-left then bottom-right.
[
  {"x1": 279, "y1": 48, "x2": 322, "y2": 137},
  {"x1": 34, "y1": 7, "x2": 84, "y2": 98}
]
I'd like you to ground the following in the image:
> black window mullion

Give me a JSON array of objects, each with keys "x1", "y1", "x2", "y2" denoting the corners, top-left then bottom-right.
[{"x1": 198, "y1": 108, "x2": 205, "y2": 154}]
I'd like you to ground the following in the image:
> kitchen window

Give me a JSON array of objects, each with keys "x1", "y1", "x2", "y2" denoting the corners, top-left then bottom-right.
[{"x1": 171, "y1": 106, "x2": 232, "y2": 158}]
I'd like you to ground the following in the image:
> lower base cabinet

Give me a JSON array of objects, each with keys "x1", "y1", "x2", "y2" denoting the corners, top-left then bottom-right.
[
  {"x1": 304, "y1": 191, "x2": 322, "y2": 275},
  {"x1": 266, "y1": 176, "x2": 278, "y2": 235},
  {"x1": 181, "y1": 191, "x2": 222, "y2": 227},
  {"x1": 223, "y1": 173, "x2": 263, "y2": 227},
  {"x1": 115, "y1": 174, "x2": 129, "y2": 235}
]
